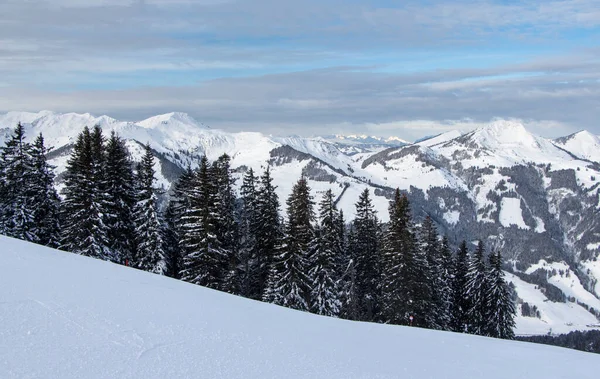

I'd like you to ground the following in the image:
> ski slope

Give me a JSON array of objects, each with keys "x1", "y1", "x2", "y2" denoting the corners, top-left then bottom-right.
[{"x1": 1, "y1": 236, "x2": 599, "y2": 379}]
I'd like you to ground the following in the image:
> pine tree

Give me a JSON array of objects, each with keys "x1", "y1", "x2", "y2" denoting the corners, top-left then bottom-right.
[
  {"x1": 450, "y1": 240, "x2": 471, "y2": 332},
  {"x1": 266, "y1": 177, "x2": 314, "y2": 311},
  {"x1": 351, "y1": 188, "x2": 380, "y2": 321},
  {"x1": 0, "y1": 123, "x2": 36, "y2": 241},
  {"x1": 211, "y1": 154, "x2": 240, "y2": 294},
  {"x1": 309, "y1": 189, "x2": 341, "y2": 316},
  {"x1": 180, "y1": 156, "x2": 226, "y2": 290},
  {"x1": 437, "y1": 236, "x2": 455, "y2": 330},
  {"x1": 256, "y1": 166, "x2": 283, "y2": 299},
  {"x1": 29, "y1": 134, "x2": 61, "y2": 247},
  {"x1": 162, "y1": 202, "x2": 181, "y2": 278},
  {"x1": 485, "y1": 251, "x2": 516, "y2": 339},
  {"x1": 103, "y1": 132, "x2": 136, "y2": 264},
  {"x1": 133, "y1": 144, "x2": 166, "y2": 274},
  {"x1": 418, "y1": 216, "x2": 446, "y2": 329},
  {"x1": 167, "y1": 166, "x2": 196, "y2": 278},
  {"x1": 381, "y1": 189, "x2": 425, "y2": 326},
  {"x1": 465, "y1": 240, "x2": 489, "y2": 335},
  {"x1": 238, "y1": 168, "x2": 259, "y2": 297},
  {"x1": 60, "y1": 127, "x2": 112, "y2": 259}
]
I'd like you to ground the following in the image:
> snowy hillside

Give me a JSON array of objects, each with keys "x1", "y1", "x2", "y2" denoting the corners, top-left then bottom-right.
[
  {"x1": 2, "y1": 236, "x2": 599, "y2": 379},
  {"x1": 554, "y1": 130, "x2": 600, "y2": 163}
]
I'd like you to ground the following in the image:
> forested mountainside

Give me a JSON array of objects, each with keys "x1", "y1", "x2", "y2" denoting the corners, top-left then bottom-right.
[{"x1": 2, "y1": 110, "x2": 600, "y2": 335}]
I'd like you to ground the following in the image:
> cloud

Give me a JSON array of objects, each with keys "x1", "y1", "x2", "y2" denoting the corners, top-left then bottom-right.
[{"x1": 1, "y1": 0, "x2": 599, "y2": 138}]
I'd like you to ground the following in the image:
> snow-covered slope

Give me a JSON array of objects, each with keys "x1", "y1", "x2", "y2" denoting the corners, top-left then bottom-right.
[
  {"x1": 416, "y1": 130, "x2": 462, "y2": 147},
  {"x1": 554, "y1": 130, "x2": 600, "y2": 163},
  {"x1": 2, "y1": 236, "x2": 599, "y2": 379}
]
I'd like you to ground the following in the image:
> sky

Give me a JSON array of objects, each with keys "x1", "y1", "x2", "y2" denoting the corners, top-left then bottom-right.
[{"x1": 0, "y1": 0, "x2": 599, "y2": 139}]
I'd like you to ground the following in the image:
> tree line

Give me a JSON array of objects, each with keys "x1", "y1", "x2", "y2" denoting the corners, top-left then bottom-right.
[{"x1": 0, "y1": 124, "x2": 516, "y2": 339}]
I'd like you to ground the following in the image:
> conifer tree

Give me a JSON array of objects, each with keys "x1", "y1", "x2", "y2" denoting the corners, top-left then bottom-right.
[
  {"x1": 162, "y1": 202, "x2": 181, "y2": 278},
  {"x1": 180, "y1": 156, "x2": 226, "y2": 290},
  {"x1": 309, "y1": 189, "x2": 341, "y2": 316},
  {"x1": 103, "y1": 132, "x2": 136, "y2": 263},
  {"x1": 381, "y1": 189, "x2": 426, "y2": 326},
  {"x1": 167, "y1": 166, "x2": 195, "y2": 278},
  {"x1": 266, "y1": 177, "x2": 314, "y2": 311},
  {"x1": 256, "y1": 166, "x2": 283, "y2": 299},
  {"x1": 238, "y1": 168, "x2": 259, "y2": 297},
  {"x1": 465, "y1": 240, "x2": 489, "y2": 335},
  {"x1": 437, "y1": 235, "x2": 455, "y2": 329},
  {"x1": 0, "y1": 123, "x2": 36, "y2": 241},
  {"x1": 418, "y1": 216, "x2": 446, "y2": 329},
  {"x1": 29, "y1": 134, "x2": 61, "y2": 247},
  {"x1": 133, "y1": 144, "x2": 166, "y2": 274},
  {"x1": 212, "y1": 154, "x2": 240, "y2": 294},
  {"x1": 485, "y1": 251, "x2": 516, "y2": 339},
  {"x1": 60, "y1": 126, "x2": 112, "y2": 259},
  {"x1": 351, "y1": 188, "x2": 380, "y2": 321},
  {"x1": 450, "y1": 240, "x2": 471, "y2": 332}
]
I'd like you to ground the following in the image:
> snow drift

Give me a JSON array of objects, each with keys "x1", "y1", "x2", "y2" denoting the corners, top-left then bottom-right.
[{"x1": 1, "y1": 236, "x2": 599, "y2": 379}]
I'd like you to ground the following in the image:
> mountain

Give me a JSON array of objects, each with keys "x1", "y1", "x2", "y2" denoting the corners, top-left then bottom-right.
[
  {"x1": 2, "y1": 111, "x2": 600, "y2": 335},
  {"x1": 554, "y1": 130, "x2": 600, "y2": 163},
  {"x1": 2, "y1": 235, "x2": 599, "y2": 378}
]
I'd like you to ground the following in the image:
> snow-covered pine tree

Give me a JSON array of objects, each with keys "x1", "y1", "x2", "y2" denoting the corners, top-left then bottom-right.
[
  {"x1": 60, "y1": 126, "x2": 112, "y2": 259},
  {"x1": 309, "y1": 189, "x2": 342, "y2": 316},
  {"x1": 450, "y1": 240, "x2": 471, "y2": 332},
  {"x1": 238, "y1": 167, "x2": 259, "y2": 298},
  {"x1": 0, "y1": 123, "x2": 36, "y2": 241},
  {"x1": 350, "y1": 188, "x2": 380, "y2": 322},
  {"x1": 211, "y1": 154, "x2": 240, "y2": 294},
  {"x1": 103, "y1": 132, "x2": 136, "y2": 264},
  {"x1": 133, "y1": 144, "x2": 166, "y2": 274},
  {"x1": 180, "y1": 156, "x2": 226, "y2": 290},
  {"x1": 381, "y1": 189, "x2": 423, "y2": 326},
  {"x1": 437, "y1": 235, "x2": 455, "y2": 330},
  {"x1": 485, "y1": 250, "x2": 516, "y2": 339},
  {"x1": 256, "y1": 166, "x2": 283, "y2": 300},
  {"x1": 267, "y1": 177, "x2": 314, "y2": 311},
  {"x1": 162, "y1": 202, "x2": 181, "y2": 278},
  {"x1": 166, "y1": 166, "x2": 195, "y2": 278},
  {"x1": 337, "y1": 209, "x2": 358, "y2": 320},
  {"x1": 418, "y1": 216, "x2": 447, "y2": 329},
  {"x1": 29, "y1": 133, "x2": 61, "y2": 247},
  {"x1": 465, "y1": 240, "x2": 489, "y2": 335}
]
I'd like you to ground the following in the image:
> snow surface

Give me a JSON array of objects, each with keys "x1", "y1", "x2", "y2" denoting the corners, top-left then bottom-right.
[
  {"x1": 506, "y1": 273, "x2": 600, "y2": 336},
  {"x1": 2, "y1": 236, "x2": 600, "y2": 378},
  {"x1": 554, "y1": 130, "x2": 600, "y2": 163},
  {"x1": 416, "y1": 130, "x2": 462, "y2": 147},
  {"x1": 499, "y1": 197, "x2": 529, "y2": 230}
]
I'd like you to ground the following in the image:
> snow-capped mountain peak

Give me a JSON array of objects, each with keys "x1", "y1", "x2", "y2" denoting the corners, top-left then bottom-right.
[
  {"x1": 553, "y1": 130, "x2": 600, "y2": 162},
  {"x1": 137, "y1": 112, "x2": 208, "y2": 130},
  {"x1": 471, "y1": 120, "x2": 537, "y2": 149}
]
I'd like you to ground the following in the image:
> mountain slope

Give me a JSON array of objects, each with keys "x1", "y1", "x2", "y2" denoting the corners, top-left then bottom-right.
[
  {"x1": 554, "y1": 130, "x2": 600, "y2": 163},
  {"x1": 2, "y1": 236, "x2": 599, "y2": 379}
]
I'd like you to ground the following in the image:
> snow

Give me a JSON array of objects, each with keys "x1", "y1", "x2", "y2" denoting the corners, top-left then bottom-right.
[
  {"x1": 499, "y1": 197, "x2": 529, "y2": 229},
  {"x1": 525, "y1": 260, "x2": 600, "y2": 314},
  {"x1": 2, "y1": 236, "x2": 600, "y2": 379},
  {"x1": 533, "y1": 216, "x2": 546, "y2": 233},
  {"x1": 443, "y1": 210, "x2": 460, "y2": 225},
  {"x1": 554, "y1": 130, "x2": 600, "y2": 163},
  {"x1": 506, "y1": 273, "x2": 600, "y2": 336},
  {"x1": 416, "y1": 130, "x2": 462, "y2": 147}
]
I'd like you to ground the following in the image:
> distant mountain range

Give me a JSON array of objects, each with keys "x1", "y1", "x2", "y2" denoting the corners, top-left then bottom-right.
[{"x1": 2, "y1": 110, "x2": 600, "y2": 335}]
